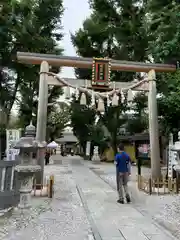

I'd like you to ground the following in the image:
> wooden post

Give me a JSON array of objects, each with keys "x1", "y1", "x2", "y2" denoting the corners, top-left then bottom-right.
[
  {"x1": 137, "y1": 158, "x2": 142, "y2": 176},
  {"x1": 176, "y1": 173, "x2": 179, "y2": 194},
  {"x1": 149, "y1": 178, "x2": 152, "y2": 195},
  {"x1": 138, "y1": 175, "x2": 140, "y2": 189},
  {"x1": 49, "y1": 175, "x2": 54, "y2": 198}
]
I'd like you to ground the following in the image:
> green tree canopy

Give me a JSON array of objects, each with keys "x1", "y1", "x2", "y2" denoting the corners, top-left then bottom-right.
[
  {"x1": 147, "y1": 1, "x2": 180, "y2": 135},
  {"x1": 72, "y1": 0, "x2": 148, "y2": 81},
  {"x1": 0, "y1": 0, "x2": 64, "y2": 128},
  {"x1": 126, "y1": 93, "x2": 148, "y2": 135},
  {"x1": 70, "y1": 95, "x2": 96, "y2": 152},
  {"x1": 47, "y1": 102, "x2": 70, "y2": 141},
  {"x1": 70, "y1": 0, "x2": 149, "y2": 152}
]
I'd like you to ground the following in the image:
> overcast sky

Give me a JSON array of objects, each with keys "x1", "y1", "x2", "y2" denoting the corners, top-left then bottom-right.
[{"x1": 60, "y1": 0, "x2": 91, "y2": 78}]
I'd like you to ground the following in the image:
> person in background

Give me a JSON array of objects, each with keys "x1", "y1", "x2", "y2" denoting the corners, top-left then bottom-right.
[
  {"x1": 115, "y1": 143, "x2": 131, "y2": 204},
  {"x1": 45, "y1": 150, "x2": 50, "y2": 165}
]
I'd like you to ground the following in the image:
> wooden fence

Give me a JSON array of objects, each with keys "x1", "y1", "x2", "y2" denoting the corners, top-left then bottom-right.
[
  {"x1": 138, "y1": 175, "x2": 178, "y2": 195},
  {"x1": 0, "y1": 159, "x2": 20, "y2": 210}
]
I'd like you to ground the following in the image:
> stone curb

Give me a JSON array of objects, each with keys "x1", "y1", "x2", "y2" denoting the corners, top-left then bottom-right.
[
  {"x1": 76, "y1": 184, "x2": 102, "y2": 240},
  {"x1": 0, "y1": 207, "x2": 13, "y2": 217}
]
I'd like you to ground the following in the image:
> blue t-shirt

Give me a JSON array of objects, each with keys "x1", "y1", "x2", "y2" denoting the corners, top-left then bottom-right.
[{"x1": 115, "y1": 152, "x2": 131, "y2": 173}]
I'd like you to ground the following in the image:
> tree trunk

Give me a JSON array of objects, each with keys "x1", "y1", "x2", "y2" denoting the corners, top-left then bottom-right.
[
  {"x1": 111, "y1": 108, "x2": 120, "y2": 155},
  {"x1": 7, "y1": 74, "x2": 21, "y2": 123}
]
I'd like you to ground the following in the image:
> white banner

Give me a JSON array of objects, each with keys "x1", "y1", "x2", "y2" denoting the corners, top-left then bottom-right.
[
  {"x1": 86, "y1": 141, "x2": 91, "y2": 156},
  {"x1": 6, "y1": 129, "x2": 21, "y2": 161}
]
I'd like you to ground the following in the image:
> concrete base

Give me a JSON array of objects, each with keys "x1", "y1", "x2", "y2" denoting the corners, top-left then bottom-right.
[{"x1": 18, "y1": 192, "x2": 32, "y2": 209}]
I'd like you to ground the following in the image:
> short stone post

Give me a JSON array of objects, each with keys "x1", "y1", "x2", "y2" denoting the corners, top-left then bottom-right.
[{"x1": 14, "y1": 122, "x2": 46, "y2": 209}]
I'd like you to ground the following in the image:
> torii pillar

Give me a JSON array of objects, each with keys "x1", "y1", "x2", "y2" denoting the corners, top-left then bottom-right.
[
  {"x1": 148, "y1": 69, "x2": 161, "y2": 179},
  {"x1": 36, "y1": 61, "x2": 49, "y2": 186}
]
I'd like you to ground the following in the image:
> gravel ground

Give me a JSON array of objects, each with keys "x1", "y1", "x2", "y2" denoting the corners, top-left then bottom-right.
[{"x1": 0, "y1": 163, "x2": 92, "y2": 240}]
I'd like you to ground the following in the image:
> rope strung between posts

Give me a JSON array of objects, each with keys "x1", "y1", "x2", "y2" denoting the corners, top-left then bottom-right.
[{"x1": 40, "y1": 71, "x2": 149, "y2": 100}]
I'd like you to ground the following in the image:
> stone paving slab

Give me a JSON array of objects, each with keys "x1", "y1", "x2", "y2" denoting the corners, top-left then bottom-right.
[{"x1": 73, "y1": 162, "x2": 177, "y2": 240}]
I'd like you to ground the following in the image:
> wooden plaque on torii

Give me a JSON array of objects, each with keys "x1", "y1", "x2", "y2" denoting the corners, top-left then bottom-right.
[{"x1": 91, "y1": 58, "x2": 111, "y2": 91}]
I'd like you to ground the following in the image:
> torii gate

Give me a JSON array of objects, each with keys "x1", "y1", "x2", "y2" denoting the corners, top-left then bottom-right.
[{"x1": 17, "y1": 52, "x2": 177, "y2": 181}]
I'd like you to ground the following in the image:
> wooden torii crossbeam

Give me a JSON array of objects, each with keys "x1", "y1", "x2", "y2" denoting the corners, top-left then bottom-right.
[{"x1": 17, "y1": 52, "x2": 176, "y2": 73}]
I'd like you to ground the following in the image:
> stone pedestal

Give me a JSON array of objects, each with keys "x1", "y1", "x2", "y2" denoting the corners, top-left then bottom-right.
[{"x1": 15, "y1": 165, "x2": 41, "y2": 209}]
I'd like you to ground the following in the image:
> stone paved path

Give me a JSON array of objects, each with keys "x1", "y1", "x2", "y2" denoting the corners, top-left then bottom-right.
[
  {"x1": 1, "y1": 156, "x2": 178, "y2": 240},
  {"x1": 72, "y1": 159, "x2": 176, "y2": 240},
  {"x1": 84, "y1": 161, "x2": 180, "y2": 239}
]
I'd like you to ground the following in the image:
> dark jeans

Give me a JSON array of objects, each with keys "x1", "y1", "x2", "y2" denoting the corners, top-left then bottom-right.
[
  {"x1": 45, "y1": 157, "x2": 49, "y2": 165},
  {"x1": 118, "y1": 173, "x2": 129, "y2": 200},
  {"x1": 116, "y1": 167, "x2": 119, "y2": 191}
]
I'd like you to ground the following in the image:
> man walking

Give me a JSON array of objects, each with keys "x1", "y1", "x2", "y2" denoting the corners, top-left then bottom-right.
[{"x1": 115, "y1": 144, "x2": 131, "y2": 204}]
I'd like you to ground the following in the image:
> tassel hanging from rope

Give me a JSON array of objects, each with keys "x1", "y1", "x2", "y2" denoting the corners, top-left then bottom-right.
[
  {"x1": 91, "y1": 90, "x2": 95, "y2": 107},
  {"x1": 80, "y1": 92, "x2": 87, "y2": 105},
  {"x1": 75, "y1": 87, "x2": 79, "y2": 100},
  {"x1": 97, "y1": 98, "x2": 105, "y2": 112},
  {"x1": 106, "y1": 93, "x2": 110, "y2": 107},
  {"x1": 127, "y1": 89, "x2": 133, "y2": 102},
  {"x1": 112, "y1": 92, "x2": 119, "y2": 106},
  {"x1": 121, "y1": 90, "x2": 125, "y2": 103},
  {"x1": 65, "y1": 86, "x2": 71, "y2": 99}
]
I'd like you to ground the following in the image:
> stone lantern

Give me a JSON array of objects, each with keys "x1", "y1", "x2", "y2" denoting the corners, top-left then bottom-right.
[{"x1": 14, "y1": 121, "x2": 46, "y2": 209}]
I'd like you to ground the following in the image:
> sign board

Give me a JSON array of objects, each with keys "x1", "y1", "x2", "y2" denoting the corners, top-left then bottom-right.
[
  {"x1": 92, "y1": 58, "x2": 111, "y2": 87},
  {"x1": 168, "y1": 147, "x2": 173, "y2": 178},
  {"x1": 168, "y1": 147, "x2": 178, "y2": 178},
  {"x1": 86, "y1": 141, "x2": 90, "y2": 156},
  {"x1": 6, "y1": 129, "x2": 21, "y2": 161},
  {"x1": 137, "y1": 144, "x2": 150, "y2": 160}
]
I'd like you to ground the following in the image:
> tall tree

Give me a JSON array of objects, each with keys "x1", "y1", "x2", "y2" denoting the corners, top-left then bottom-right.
[
  {"x1": 11, "y1": 0, "x2": 64, "y2": 128},
  {"x1": 70, "y1": 95, "x2": 96, "y2": 153},
  {"x1": 70, "y1": 0, "x2": 148, "y2": 153},
  {"x1": 148, "y1": 1, "x2": 180, "y2": 136},
  {"x1": 47, "y1": 102, "x2": 70, "y2": 141},
  {"x1": 148, "y1": 0, "x2": 180, "y2": 64},
  {"x1": 0, "y1": 0, "x2": 64, "y2": 126},
  {"x1": 0, "y1": 1, "x2": 19, "y2": 119},
  {"x1": 72, "y1": 0, "x2": 148, "y2": 81},
  {"x1": 101, "y1": 103, "x2": 128, "y2": 153},
  {"x1": 126, "y1": 93, "x2": 148, "y2": 135}
]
